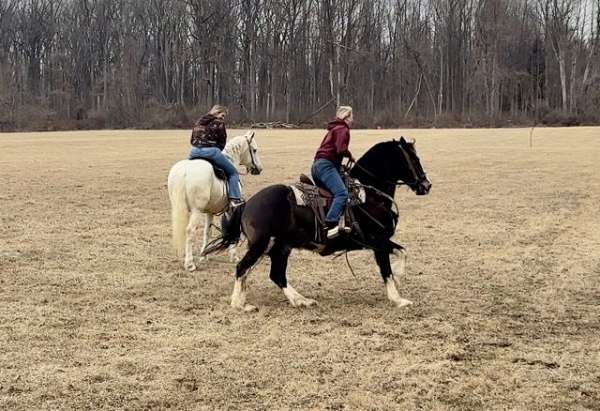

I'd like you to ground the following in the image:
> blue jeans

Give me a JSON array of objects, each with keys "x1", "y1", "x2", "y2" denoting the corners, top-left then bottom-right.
[
  {"x1": 189, "y1": 146, "x2": 241, "y2": 200},
  {"x1": 311, "y1": 159, "x2": 348, "y2": 224}
]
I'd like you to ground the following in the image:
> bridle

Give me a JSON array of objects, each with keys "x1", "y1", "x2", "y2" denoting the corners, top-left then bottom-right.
[
  {"x1": 398, "y1": 145, "x2": 422, "y2": 187},
  {"x1": 245, "y1": 133, "x2": 260, "y2": 174}
]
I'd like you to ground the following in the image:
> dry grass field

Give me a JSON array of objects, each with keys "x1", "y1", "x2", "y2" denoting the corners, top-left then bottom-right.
[{"x1": 1, "y1": 127, "x2": 599, "y2": 410}]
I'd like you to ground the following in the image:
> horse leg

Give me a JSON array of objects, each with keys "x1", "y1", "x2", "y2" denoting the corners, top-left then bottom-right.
[
  {"x1": 268, "y1": 241, "x2": 316, "y2": 308},
  {"x1": 184, "y1": 209, "x2": 203, "y2": 271},
  {"x1": 391, "y1": 247, "x2": 407, "y2": 278},
  {"x1": 230, "y1": 236, "x2": 270, "y2": 312},
  {"x1": 198, "y1": 213, "x2": 213, "y2": 261},
  {"x1": 374, "y1": 249, "x2": 413, "y2": 308},
  {"x1": 227, "y1": 243, "x2": 240, "y2": 263}
]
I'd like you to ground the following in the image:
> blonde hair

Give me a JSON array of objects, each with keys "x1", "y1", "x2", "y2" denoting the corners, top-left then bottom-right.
[
  {"x1": 208, "y1": 104, "x2": 228, "y2": 116},
  {"x1": 336, "y1": 105, "x2": 353, "y2": 120}
]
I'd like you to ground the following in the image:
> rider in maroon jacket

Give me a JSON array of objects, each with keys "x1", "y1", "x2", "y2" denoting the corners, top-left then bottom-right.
[{"x1": 311, "y1": 106, "x2": 355, "y2": 239}]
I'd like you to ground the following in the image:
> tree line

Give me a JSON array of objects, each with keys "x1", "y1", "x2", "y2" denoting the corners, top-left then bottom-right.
[{"x1": 0, "y1": 0, "x2": 599, "y2": 131}]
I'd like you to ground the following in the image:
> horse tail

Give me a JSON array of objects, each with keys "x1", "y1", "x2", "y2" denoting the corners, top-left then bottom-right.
[
  {"x1": 169, "y1": 169, "x2": 189, "y2": 257},
  {"x1": 200, "y1": 204, "x2": 246, "y2": 257}
]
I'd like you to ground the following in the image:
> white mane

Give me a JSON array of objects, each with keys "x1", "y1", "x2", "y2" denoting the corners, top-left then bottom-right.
[{"x1": 223, "y1": 134, "x2": 249, "y2": 164}]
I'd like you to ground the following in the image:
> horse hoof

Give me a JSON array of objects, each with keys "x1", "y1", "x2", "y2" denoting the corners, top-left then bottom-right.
[
  {"x1": 301, "y1": 298, "x2": 317, "y2": 307},
  {"x1": 231, "y1": 302, "x2": 258, "y2": 312},
  {"x1": 185, "y1": 263, "x2": 197, "y2": 272},
  {"x1": 293, "y1": 297, "x2": 317, "y2": 308},
  {"x1": 243, "y1": 304, "x2": 258, "y2": 312},
  {"x1": 395, "y1": 298, "x2": 413, "y2": 308}
]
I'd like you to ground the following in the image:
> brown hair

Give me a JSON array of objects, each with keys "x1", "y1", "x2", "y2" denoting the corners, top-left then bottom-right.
[{"x1": 208, "y1": 104, "x2": 228, "y2": 116}]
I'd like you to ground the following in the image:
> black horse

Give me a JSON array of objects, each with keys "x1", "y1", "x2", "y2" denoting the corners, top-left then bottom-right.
[{"x1": 230, "y1": 137, "x2": 431, "y2": 311}]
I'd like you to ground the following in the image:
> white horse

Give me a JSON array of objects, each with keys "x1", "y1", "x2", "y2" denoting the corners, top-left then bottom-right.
[{"x1": 168, "y1": 131, "x2": 263, "y2": 271}]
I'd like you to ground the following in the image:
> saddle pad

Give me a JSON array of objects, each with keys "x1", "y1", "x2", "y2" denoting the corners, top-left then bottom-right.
[
  {"x1": 290, "y1": 183, "x2": 327, "y2": 208},
  {"x1": 290, "y1": 185, "x2": 307, "y2": 206}
]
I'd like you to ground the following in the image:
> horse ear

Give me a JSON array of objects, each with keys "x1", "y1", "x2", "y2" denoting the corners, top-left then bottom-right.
[
  {"x1": 249, "y1": 131, "x2": 255, "y2": 141},
  {"x1": 400, "y1": 136, "x2": 406, "y2": 145}
]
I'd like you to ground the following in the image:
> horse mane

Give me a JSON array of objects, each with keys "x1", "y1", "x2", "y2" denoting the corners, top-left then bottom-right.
[
  {"x1": 354, "y1": 140, "x2": 400, "y2": 171},
  {"x1": 223, "y1": 134, "x2": 248, "y2": 161},
  {"x1": 225, "y1": 134, "x2": 247, "y2": 151},
  {"x1": 358, "y1": 140, "x2": 399, "y2": 162},
  {"x1": 351, "y1": 140, "x2": 403, "y2": 191}
]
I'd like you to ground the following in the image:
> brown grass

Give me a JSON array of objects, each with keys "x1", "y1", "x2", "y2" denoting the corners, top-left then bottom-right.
[{"x1": 1, "y1": 127, "x2": 599, "y2": 410}]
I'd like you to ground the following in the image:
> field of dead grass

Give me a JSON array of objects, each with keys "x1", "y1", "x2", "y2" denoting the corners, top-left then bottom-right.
[{"x1": 1, "y1": 127, "x2": 599, "y2": 410}]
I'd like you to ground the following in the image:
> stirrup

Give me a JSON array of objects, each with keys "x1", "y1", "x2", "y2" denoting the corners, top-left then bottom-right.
[
  {"x1": 325, "y1": 218, "x2": 352, "y2": 240},
  {"x1": 229, "y1": 198, "x2": 245, "y2": 208},
  {"x1": 326, "y1": 226, "x2": 340, "y2": 239}
]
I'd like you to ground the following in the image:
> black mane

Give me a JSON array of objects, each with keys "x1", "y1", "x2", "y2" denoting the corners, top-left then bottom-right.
[{"x1": 350, "y1": 140, "x2": 406, "y2": 194}]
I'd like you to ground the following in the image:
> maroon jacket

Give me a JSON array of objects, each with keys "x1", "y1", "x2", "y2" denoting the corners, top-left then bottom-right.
[{"x1": 314, "y1": 119, "x2": 353, "y2": 168}]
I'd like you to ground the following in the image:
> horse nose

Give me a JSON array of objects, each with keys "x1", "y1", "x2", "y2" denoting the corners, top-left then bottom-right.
[{"x1": 423, "y1": 179, "x2": 432, "y2": 192}]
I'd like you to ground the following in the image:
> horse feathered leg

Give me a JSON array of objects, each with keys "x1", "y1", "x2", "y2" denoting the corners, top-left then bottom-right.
[
  {"x1": 198, "y1": 213, "x2": 213, "y2": 261},
  {"x1": 268, "y1": 241, "x2": 316, "y2": 308},
  {"x1": 283, "y1": 285, "x2": 317, "y2": 308},
  {"x1": 230, "y1": 236, "x2": 270, "y2": 312},
  {"x1": 375, "y1": 249, "x2": 413, "y2": 308},
  {"x1": 184, "y1": 210, "x2": 203, "y2": 271},
  {"x1": 391, "y1": 247, "x2": 407, "y2": 278},
  {"x1": 231, "y1": 276, "x2": 255, "y2": 312}
]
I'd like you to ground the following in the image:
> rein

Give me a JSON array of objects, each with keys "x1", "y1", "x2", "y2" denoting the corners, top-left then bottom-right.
[{"x1": 341, "y1": 181, "x2": 401, "y2": 254}]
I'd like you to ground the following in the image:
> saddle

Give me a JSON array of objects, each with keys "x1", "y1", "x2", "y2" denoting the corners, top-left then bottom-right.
[
  {"x1": 290, "y1": 173, "x2": 366, "y2": 243},
  {"x1": 190, "y1": 157, "x2": 227, "y2": 180}
]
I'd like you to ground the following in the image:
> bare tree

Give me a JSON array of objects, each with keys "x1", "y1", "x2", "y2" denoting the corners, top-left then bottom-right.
[{"x1": 1, "y1": 0, "x2": 599, "y2": 130}]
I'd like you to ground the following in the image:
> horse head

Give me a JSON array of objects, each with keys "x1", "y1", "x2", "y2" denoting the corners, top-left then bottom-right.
[
  {"x1": 353, "y1": 137, "x2": 431, "y2": 195},
  {"x1": 225, "y1": 131, "x2": 263, "y2": 175},
  {"x1": 243, "y1": 131, "x2": 263, "y2": 175},
  {"x1": 395, "y1": 137, "x2": 431, "y2": 195}
]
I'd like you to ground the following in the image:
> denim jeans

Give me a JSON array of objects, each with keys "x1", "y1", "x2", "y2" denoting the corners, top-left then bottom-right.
[
  {"x1": 311, "y1": 159, "x2": 348, "y2": 224},
  {"x1": 189, "y1": 146, "x2": 241, "y2": 199}
]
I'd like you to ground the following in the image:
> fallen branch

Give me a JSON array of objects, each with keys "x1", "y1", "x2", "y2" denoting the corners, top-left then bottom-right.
[{"x1": 251, "y1": 121, "x2": 298, "y2": 129}]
